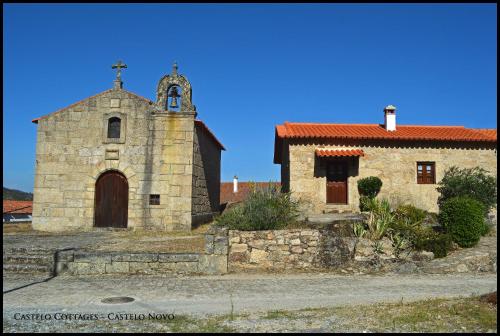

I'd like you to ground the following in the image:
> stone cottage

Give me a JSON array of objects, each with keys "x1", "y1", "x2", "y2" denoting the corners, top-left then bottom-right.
[
  {"x1": 274, "y1": 105, "x2": 497, "y2": 214},
  {"x1": 31, "y1": 61, "x2": 225, "y2": 232}
]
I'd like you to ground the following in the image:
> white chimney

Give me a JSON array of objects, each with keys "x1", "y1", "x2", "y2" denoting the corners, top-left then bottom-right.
[
  {"x1": 233, "y1": 175, "x2": 238, "y2": 193},
  {"x1": 384, "y1": 105, "x2": 397, "y2": 131}
]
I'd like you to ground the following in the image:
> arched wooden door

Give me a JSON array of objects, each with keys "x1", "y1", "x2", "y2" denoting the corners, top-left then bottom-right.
[{"x1": 94, "y1": 170, "x2": 128, "y2": 228}]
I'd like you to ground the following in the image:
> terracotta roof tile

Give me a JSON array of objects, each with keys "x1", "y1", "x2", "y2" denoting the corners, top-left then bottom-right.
[
  {"x1": 220, "y1": 182, "x2": 281, "y2": 204},
  {"x1": 3, "y1": 200, "x2": 33, "y2": 214},
  {"x1": 315, "y1": 149, "x2": 365, "y2": 157},
  {"x1": 276, "y1": 122, "x2": 497, "y2": 142}
]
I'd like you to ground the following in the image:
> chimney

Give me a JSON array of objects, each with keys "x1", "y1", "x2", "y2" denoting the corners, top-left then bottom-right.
[
  {"x1": 384, "y1": 105, "x2": 396, "y2": 131},
  {"x1": 233, "y1": 175, "x2": 238, "y2": 193}
]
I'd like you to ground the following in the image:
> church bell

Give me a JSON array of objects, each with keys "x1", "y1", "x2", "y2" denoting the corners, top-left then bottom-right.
[
  {"x1": 168, "y1": 86, "x2": 180, "y2": 109},
  {"x1": 169, "y1": 96, "x2": 178, "y2": 109}
]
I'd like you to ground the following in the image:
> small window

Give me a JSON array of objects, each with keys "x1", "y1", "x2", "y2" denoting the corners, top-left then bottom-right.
[
  {"x1": 107, "y1": 117, "x2": 121, "y2": 138},
  {"x1": 149, "y1": 194, "x2": 160, "y2": 205},
  {"x1": 417, "y1": 162, "x2": 435, "y2": 184}
]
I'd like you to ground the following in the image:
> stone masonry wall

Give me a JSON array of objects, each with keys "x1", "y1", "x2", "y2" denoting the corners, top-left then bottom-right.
[
  {"x1": 55, "y1": 227, "x2": 228, "y2": 276},
  {"x1": 287, "y1": 140, "x2": 497, "y2": 214},
  {"x1": 32, "y1": 88, "x2": 195, "y2": 232},
  {"x1": 228, "y1": 229, "x2": 357, "y2": 272},
  {"x1": 191, "y1": 123, "x2": 222, "y2": 226}
]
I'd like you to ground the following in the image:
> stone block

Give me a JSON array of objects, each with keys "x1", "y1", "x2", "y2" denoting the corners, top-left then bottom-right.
[
  {"x1": 230, "y1": 243, "x2": 248, "y2": 253},
  {"x1": 129, "y1": 262, "x2": 160, "y2": 274},
  {"x1": 198, "y1": 255, "x2": 227, "y2": 275},
  {"x1": 158, "y1": 253, "x2": 199, "y2": 263},
  {"x1": 111, "y1": 253, "x2": 159, "y2": 262},
  {"x1": 105, "y1": 262, "x2": 130, "y2": 274},
  {"x1": 249, "y1": 249, "x2": 269, "y2": 264},
  {"x1": 69, "y1": 262, "x2": 106, "y2": 275},
  {"x1": 74, "y1": 252, "x2": 112, "y2": 263}
]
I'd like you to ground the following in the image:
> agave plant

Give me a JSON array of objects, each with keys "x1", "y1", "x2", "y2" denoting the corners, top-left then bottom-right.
[
  {"x1": 353, "y1": 222, "x2": 367, "y2": 238},
  {"x1": 366, "y1": 198, "x2": 394, "y2": 240}
]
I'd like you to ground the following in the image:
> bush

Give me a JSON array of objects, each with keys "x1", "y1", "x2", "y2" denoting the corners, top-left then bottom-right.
[
  {"x1": 414, "y1": 230, "x2": 453, "y2": 258},
  {"x1": 357, "y1": 176, "x2": 383, "y2": 198},
  {"x1": 214, "y1": 183, "x2": 300, "y2": 231},
  {"x1": 393, "y1": 204, "x2": 427, "y2": 226},
  {"x1": 437, "y1": 166, "x2": 497, "y2": 214},
  {"x1": 438, "y1": 196, "x2": 485, "y2": 248},
  {"x1": 365, "y1": 198, "x2": 394, "y2": 240},
  {"x1": 359, "y1": 195, "x2": 372, "y2": 212}
]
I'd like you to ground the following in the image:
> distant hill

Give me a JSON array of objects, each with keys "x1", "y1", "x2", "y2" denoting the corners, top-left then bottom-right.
[{"x1": 3, "y1": 187, "x2": 33, "y2": 201}]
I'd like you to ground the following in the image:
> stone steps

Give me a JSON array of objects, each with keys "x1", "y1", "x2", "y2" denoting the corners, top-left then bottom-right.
[
  {"x1": 3, "y1": 249, "x2": 55, "y2": 275},
  {"x1": 3, "y1": 254, "x2": 54, "y2": 265},
  {"x1": 3, "y1": 264, "x2": 53, "y2": 275}
]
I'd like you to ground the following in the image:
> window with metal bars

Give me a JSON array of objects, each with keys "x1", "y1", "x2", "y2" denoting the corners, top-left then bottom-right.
[{"x1": 149, "y1": 194, "x2": 160, "y2": 205}]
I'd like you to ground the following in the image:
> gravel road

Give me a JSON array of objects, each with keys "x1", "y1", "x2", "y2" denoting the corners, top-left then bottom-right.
[{"x1": 3, "y1": 272, "x2": 496, "y2": 317}]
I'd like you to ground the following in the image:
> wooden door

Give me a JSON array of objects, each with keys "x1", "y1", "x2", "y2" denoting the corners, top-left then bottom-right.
[
  {"x1": 326, "y1": 161, "x2": 348, "y2": 204},
  {"x1": 94, "y1": 170, "x2": 128, "y2": 228}
]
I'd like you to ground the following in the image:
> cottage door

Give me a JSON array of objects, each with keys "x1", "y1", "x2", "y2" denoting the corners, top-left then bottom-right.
[
  {"x1": 94, "y1": 170, "x2": 128, "y2": 228},
  {"x1": 326, "y1": 161, "x2": 348, "y2": 204}
]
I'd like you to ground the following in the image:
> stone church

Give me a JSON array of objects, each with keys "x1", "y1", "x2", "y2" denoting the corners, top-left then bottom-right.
[{"x1": 31, "y1": 61, "x2": 225, "y2": 232}]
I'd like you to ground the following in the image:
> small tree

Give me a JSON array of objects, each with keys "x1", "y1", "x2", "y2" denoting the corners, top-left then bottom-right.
[
  {"x1": 437, "y1": 166, "x2": 497, "y2": 214},
  {"x1": 358, "y1": 176, "x2": 382, "y2": 211},
  {"x1": 357, "y1": 176, "x2": 383, "y2": 198}
]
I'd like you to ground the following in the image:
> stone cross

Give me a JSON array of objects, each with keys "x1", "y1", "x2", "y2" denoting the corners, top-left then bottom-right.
[{"x1": 112, "y1": 60, "x2": 127, "y2": 80}]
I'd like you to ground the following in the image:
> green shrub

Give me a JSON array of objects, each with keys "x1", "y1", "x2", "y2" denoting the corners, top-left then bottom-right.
[
  {"x1": 393, "y1": 204, "x2": 426, "y2": 226},
  {"x1": 359, "y1": 195, "x2": 372, "y2": 212},
  {"x1": 414, "y1": 230, "x2": 453, "y2": 258},
  {"x1": 437, "y1": 166, "x2": 497, "y2": 214},
  {"x1": 365, "y1": 198, "x2": 394, "y2": 240},
  {"x1": 438, "y1": 196, "x2": 485, "y2": 248},
  {"x1": 357, "y1": 176, "x2": 383, "y2": 198},
  {"x1": 215, "y1": 183, "x2": 300, "y2": 231}
]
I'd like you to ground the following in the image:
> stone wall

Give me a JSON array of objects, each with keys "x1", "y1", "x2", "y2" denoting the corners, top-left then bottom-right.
[
  {"x1": 55, "y1": 227, "x2": 228, "y2": 276},
  {"x1": 228, "y1": 229, "x2": 357, "y2": 272},
  {"x1": 286, "y1": 139, "x2": 497, "y2": 214},
  {"x1": 191, "y1": 123, "x2": 222, "y2": 226},
  {"x1": 32, "y1": 88, "x2": 196, "y2": 232}
]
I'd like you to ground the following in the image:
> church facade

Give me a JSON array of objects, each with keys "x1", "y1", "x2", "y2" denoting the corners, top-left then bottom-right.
[{"x1": 31, "y1": 62, "x2": 224, "y2": 232}]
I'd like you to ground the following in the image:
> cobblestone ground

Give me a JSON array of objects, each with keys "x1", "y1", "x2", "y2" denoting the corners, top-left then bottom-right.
[{"x1": 3, "y1": 272, "x2": 496, "y2": 332}]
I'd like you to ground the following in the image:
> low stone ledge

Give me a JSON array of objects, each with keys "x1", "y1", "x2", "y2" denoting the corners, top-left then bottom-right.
[
  {"x1": 158, "y1": 253, "x2": 199, "y2": 262},
  {"x1": 111, "y1": 253, "x2": 159, "y2": 262},
  {"x1": 73, "y1": 252, "x2": 112, "y2": 263}
]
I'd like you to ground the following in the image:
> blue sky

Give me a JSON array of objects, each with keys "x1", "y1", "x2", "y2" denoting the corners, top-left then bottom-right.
[{"x1": 3, "y1": 4, "x2": 497, "y2": 192}]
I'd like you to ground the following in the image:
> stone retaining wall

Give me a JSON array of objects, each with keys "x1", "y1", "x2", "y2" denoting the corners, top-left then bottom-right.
[
  {"x1": 56, "y1": 227, "x2": 229, "y2": 276},
  {"x1": 228, "y1": 229, "x2": 358, "y2": 272}
]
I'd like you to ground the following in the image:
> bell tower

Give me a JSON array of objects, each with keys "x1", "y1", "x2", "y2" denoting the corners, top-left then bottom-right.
[{"x1": 156, "y1": 62, "x2": 196, "y2": 114}]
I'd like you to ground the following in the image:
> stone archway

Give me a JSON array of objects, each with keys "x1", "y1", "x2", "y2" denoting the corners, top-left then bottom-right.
[{"x1": 94, "y1": 170, "x2": 129, "y2": 228}]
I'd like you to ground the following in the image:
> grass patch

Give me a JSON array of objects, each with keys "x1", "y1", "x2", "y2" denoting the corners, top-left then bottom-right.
[
  {"x1": 325, "y1": 295, "x2": 497, "y2": 332},
  {"x1": 263, "y1": 310, "x2": 299, "y2": 320},
  {"x1": 166, "y1": 315, "x2": 235, "y2": 333}
]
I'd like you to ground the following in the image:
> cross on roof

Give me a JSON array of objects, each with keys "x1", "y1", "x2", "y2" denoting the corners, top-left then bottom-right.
[{"x1": 111, "y1": 60, "x2": 127, "y2": 80}]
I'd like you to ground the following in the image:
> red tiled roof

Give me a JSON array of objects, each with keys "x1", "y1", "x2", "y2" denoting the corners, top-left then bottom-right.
[
  {"x1": 474, "y1": 129, "x2": 497, "y2": 140},
  {"x1": 220, "y1": 182, "x2": 281, "y2": 204},
  {"x1": 315, "y1": 149, "x2": 365, "y2": 157},
  {"x1": 274, "y1": 122, "x2": 496, "y2": 164},
  {"x1": 3, "y1": 200, "x2": 33, "y2": 214},
  {"x1": 277, "y1": 122, "x2": 497, "y2": 142}
]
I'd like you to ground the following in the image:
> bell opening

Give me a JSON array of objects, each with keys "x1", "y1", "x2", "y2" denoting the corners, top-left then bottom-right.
[{"x1": 167, "y1": 85, "x2": 181, "y2": 112}]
